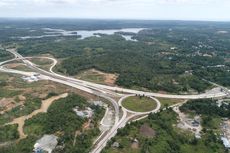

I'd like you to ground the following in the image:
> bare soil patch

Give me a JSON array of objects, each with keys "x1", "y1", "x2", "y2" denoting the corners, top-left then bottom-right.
[
  {"x1": 76, "y1": 69, "x2": 118, "y2": 86},
  {"x1": 4, "y1": 63, "x2": 24, "y2": 69},
  {"x1": 18, "y1": 95, "x2": 26, "y2": 101},
  {"x1": 0, "y1": 73, "x2": 98, "y2": 115},
  {"x1": 0, "y1": 98, "x2": 15, "y2": 108},
  {"x1": 139, "y1": 123, "x2": 155, "y2": 138},
  {"x1": 6, "y1": 93, "x2": 68, "y2": 140},
  {"x1": 0, "y1": 98, "x2": 17, "y2": 114},
  {"x1": 131, "y1": 142, "x2": 139, "y2": 149}
]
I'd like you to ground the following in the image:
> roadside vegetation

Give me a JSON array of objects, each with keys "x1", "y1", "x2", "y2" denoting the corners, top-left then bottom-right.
[
  {"x1": 102, "y1": 109, "x2": 226, "y2": 153},
  {"x1": 28, "y1": 57, "x2": 54, "y2": 71},
  {"x1": 0, "y1": 49, "x2": 13, "y2": 62},
  {"x1": 4, "y1": 63, "x2": 33, "y2": 72},
  {"x1": 28, "y1": 58, "x2": 53, "y2": 66},
  {"x1": 158, "y1": 98, "x2": 185, "y2": 108}
]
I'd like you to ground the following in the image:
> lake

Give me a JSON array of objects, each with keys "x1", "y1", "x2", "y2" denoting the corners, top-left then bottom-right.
[{"x1": 19, "y1": 28, "x2": 145, "y2": 41}]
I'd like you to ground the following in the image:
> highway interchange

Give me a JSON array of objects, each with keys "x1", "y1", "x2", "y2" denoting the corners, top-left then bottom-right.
[{"x1": 0, "y1": 48, "x2": 228, "y2": 153}]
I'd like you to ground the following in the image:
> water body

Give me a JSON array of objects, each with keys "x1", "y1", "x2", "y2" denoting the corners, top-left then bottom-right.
[
  {"x1": 19, "y1": 28, "x2": 144, "y2": 41},
  {"x1": 75, "y1": 28, "x2": 144, "y2": 40},
  {"x1": 20, "y1": 35, "x2": 60, "y2": 40},
  {"x1": 121, "y1": 35, "x2": 137, "y2": 41}
]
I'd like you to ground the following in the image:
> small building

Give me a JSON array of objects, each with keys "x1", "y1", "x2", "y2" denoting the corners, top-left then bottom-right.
[
  {"x1": 222, "y1": 118, "x2": 229, "y2": 122},
  {"x1": 192, "y1": 120, "x2": 200, "y2": 127},
  {"x1": 34, "y1": 73, "x2": 40, "y2": 77},
  {"x1": 185, "y1": 70, "x2": 193, "y2": 75},
  {"x1": 93, "y1": 101, "x2": 104, "y2": 107},
  {"x1": 170, "y1": 47, "x2": 177, "y2": 50},
  {"x1": 34, "y1": 135, "x2": 58, "y2": 153},
  {"x1": 22, "y1": 74, "x2": 40, "y2": 83},
  {"x1": 221, "y1": 137, "x2": 230, "y2": 149},
  {"x1": 133, "y1": 138, "x2": 139, "y2": 143},
  {"x1": 111, "y1": 142, "x2": 120, "y2": 148},
  {"x1": 73, "y1": 107, "x2": 93, "y2": 118},
  {"x1": 195, "y1": 133, "x2": 201, "y2": 139}
]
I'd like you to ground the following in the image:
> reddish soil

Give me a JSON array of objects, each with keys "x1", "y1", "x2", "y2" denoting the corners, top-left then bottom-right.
[{"x1": 139, "y1": 123, "x2": 156, "y2": 138}]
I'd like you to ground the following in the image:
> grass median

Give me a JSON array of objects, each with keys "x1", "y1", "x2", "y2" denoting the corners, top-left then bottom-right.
[{"x1": 122, "y1": 96, "x2": 157, "y2": 112}]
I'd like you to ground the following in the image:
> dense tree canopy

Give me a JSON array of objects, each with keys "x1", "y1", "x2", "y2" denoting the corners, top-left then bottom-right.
[{"x1": 180, "y1": 99, "x2": 230, "y2": 118}]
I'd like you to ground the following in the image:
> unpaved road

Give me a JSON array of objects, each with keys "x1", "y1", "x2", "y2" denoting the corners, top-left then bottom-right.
[
  {"x1": 6, "y1": 93, "x2": 68, "y2": 140},
  {"x1": 173, "y1": 106, "x2": 202, "y2": 136}
]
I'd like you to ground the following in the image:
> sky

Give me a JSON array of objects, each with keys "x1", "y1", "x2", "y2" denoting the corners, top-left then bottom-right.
[{"x1": 0, "y1": 0, "x2": 229, "y2": 21}]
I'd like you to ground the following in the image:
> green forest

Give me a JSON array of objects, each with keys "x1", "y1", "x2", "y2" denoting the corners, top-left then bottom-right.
[{"x1": 0, "y1": 124, "x2": 19, "y2": 143}]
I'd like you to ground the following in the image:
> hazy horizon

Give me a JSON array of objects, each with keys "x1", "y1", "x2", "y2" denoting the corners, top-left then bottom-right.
[
  {"x1": 0, "y1": 18, "x2": 230, "y2": 23},
  {"x1": 0, "y1": 0, "x2": 229, "y2": 21}
]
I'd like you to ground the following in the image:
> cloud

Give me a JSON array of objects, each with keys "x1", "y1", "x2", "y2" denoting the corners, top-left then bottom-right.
[
  {"x1": 0, "y1": 1, "x2": 7, "y2": 6},
  {"x1": 0, "y1": 0, "x2": 229, "y2": 20},
  {"x1": 0, "y1": 0, "x2": 225, "y2": 6}
]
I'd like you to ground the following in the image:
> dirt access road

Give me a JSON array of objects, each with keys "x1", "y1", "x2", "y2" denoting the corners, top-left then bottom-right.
[{"x1": 6, "y1": 93, "x2": 68, "y2": 140}]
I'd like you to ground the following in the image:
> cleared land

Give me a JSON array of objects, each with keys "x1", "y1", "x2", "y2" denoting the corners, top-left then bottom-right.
[
  {"x1": 122, "y1": 96, "x2": 157, "y2": 112},
  {"x1": 76, "y1": 69, "x2": 118, "y2": 86},
  {"x1": 0, "y1": 73, "x2": 96, "y2": 125},
  {"x1": 4, "y1": 63, "x2": 33, "y2": 72},
  {"x1": 28, "y1": 57, "x2": 54, "y2": 71},
  {"x1": 6, "y1": 93, "x2": 68, "y2": 140},
  {"x1": 28, "y1": 58, "x2": 53, "y2": 66}
]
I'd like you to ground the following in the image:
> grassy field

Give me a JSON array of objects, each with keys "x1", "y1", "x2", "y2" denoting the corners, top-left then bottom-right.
[
  {"x1": 11, "y1": 65, "x2": 33, "y2": 72},
  {"x1": 122, "y1": 96, "x2": 157, "y2": 112},
  {"x1": 0, "y1": 74, "x2": 23, "y2": 98},
  {"x1": 28, "y1": 58, "x2": 53, "y2": 66},
  {"x1": 158, "y1": 98, "x2": 185, "y2": 108},
  {"x1": 0, "y1": 73, "x2": 12, "y2": 80},
  {"x1": 28, "y1": 58, "x2": 54, "y2": 71},
  {"x1": 3, "y1": 62, "x2": 33, "y2": 72},
  {"x1": 77, "y1": 70, "x2": 104, "y2": 84},
  {"x1": 0, "y1": 88, "x2": 22, "y2": 98}
]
